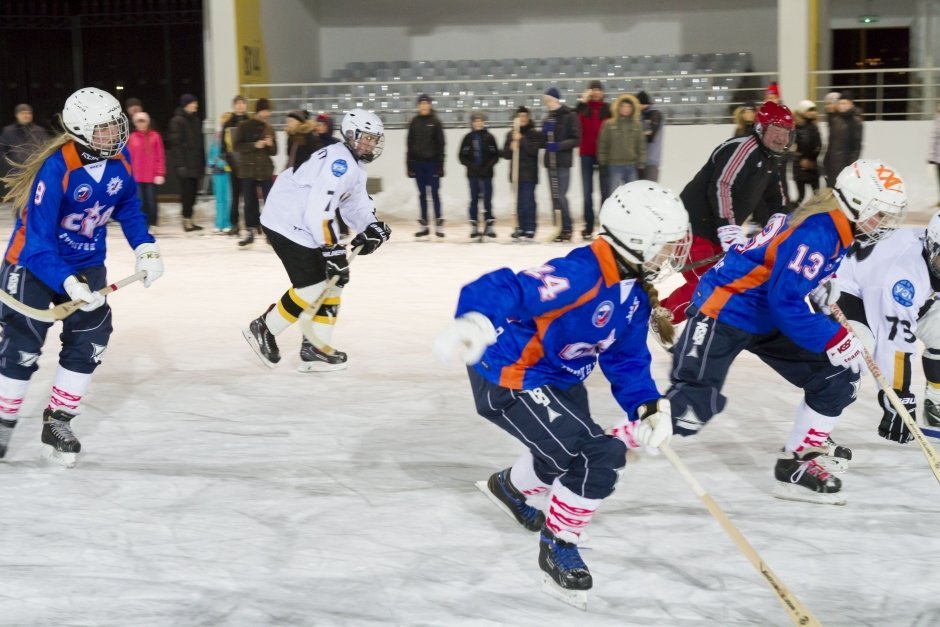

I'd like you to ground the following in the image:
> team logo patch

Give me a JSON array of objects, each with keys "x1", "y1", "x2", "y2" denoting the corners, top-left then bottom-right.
[
  {"x1": 105, "y1": 176, "x2": 123, "y2": 196},
  {"x1": 74, "y1": 183, "x2": 93, "y2": 202},
  {"x1": 592, "y1": 300, "x2": 614, "y2": 328},
  {"x1": 892, "y1": 279, "x2": 915, "y2": 307},
  {"x1": 331, "y1": 159, "x2": 348, "y2": 177}
]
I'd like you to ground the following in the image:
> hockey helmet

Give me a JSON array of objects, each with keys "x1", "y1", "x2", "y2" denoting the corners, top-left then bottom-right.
[
  {"x1": 598, "y1": 181, "x2": 692, "y2": 283},
  {"x1": 61, "y1": 88, "x2": 128, "y2": 158},
  {"x1": 834, "y1": 159, "x2": 907, "y2": 246},
  {"x1": 925, "y1": 212, "x2": 940, "y2": 278},
  {"x1": 341, "y1": 108, "x2": 384, "y2": 163},
  {"x1": 755, "y1": 101, "x2": 794, "y2": 154}
]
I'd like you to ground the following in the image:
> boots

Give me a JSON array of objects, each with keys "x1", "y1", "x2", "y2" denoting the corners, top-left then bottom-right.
[
  {"x1": 435, "y1": 218, "x2": 445, "y2": 238},
  {"x1": 183, "y1": 219, "x2": 204, "y2": 232},
  {"x1": 415, "y1": 219, "x2": 430, "y2": 239},
  {"x1": 484, "y1": 220, "x2": 497, "y2": 238}
]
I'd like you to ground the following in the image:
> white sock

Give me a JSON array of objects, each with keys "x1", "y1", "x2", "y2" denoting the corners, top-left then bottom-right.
[
  {"x1": 264, "y1": 282, "x2": 328, "y2": 336},
  {"x1": 0, "y1": 374, "x2": 29, "y2": 422},
  {"x1": 509, "y1": 450, "x2": 550, "y2": 497},
  {"x1": 544, "y1": 479, "x2": 600, "y2": 543},
  {"x1": 785, "y1": 399, "x2": 840, "y2": 454},
  {"x1": 309, "y1": 286, "x2": 342, "y2": 345},
  {"x1": 48, "y1": 367, "x2": 93, "y2": 415}
]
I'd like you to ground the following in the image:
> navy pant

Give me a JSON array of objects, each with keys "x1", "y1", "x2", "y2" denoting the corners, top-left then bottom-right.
[
  {"x1": 467, "y1": 176, "x2": 493, "y2": 223},
  {"x1": 0, "y1": 263, "x2": 113, "y2": 380},
  {"x1": 579, "y1": 154, "x2": 599, "y2": 234},
  {"x1": 240, "y1": 177, "x2": 273, "y2": 230},
  {"x1": 517, "y1": 181, "x2": 537, "y2": 234},
  {"x1": 667, "y1": 307, "x2": 859, "y2": 435},
  {"x1": 413, "y1": 161, "x2": 441, "y2": 221},
  {"x1": 138, "y1": 182, "x2": 158, "y2": 227},
  {"x1": 467, "y1": 367, "x2": 626, "y2": 499}
]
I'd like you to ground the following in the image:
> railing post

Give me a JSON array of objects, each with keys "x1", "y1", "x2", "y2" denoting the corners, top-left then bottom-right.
[{"x1": 876, "y1": 71, "x2": 884, "y2": 120}]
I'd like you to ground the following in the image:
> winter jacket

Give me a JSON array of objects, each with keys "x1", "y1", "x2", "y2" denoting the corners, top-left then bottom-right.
[
  {"x1": 823, "y1": 107, "x2": 863, "y2": 183},
  {"x1": 575, "y1": 99, "x2": 610, "y2": 157},
  {"x1": 127, "y1": 129, "x2": 166, "y2": 183},
  {"x1": 221, "y1": 112, "x2": 250, "y2": 167},
  {"x1": 641, "y1": 105, "x2": 664, "y2": 166},
  {"x1": 286, "y1": 121, "x2": 322, "y2": 171},
  {"x1": 0, "y1": 122, "x2": 48, "y2": 169},
  {"x1": 597, "y1": 94, "x2": 646, "y2": 167},
  {"x1": 792, "y1": 116, "x2": 822, "y2": 184},
  {"x1": 501, "y1": 121, "x2": 543, "y2": 184},
  {"x1": 407, "y1": 112, "x2": 445, "y2": 164},
  {"x1": 541, "y1": 105, "x2": 580, "y2": 169},
  {"x1": 234, "y1": 117, "x2": 277, "y2": 180},
  {"x1": 458, "y1": 128, "x2": 499, "y2": 178},
  {"x1": 168, "y1": 108, "x2": 205, "y2": 178}
]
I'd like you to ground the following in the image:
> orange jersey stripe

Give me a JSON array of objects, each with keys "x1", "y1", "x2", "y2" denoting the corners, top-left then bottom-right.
[{"x1": 4, "y1": 217, "x2": 27, "y2": 265}]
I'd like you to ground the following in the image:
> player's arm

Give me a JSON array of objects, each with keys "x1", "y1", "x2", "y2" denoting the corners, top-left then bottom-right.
[
  {"x1": 598, "y1": 308, "x2": 660, "y2": 418},
  {"x1": 707, "y1": 141, "x2": 744, "y2": 227},
  {"x1": 113, "y1": 157, "x2": 154, "y2": 249},
  {"x1": 18, "y1": 162, "x2": 78, "y2": 293}
]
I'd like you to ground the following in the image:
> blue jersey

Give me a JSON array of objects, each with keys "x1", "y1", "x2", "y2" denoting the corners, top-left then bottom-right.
[
  {"x1": 455, "y1": 239, "x2": 659, "y2": 418},
  {"x1": 4, "y1": 141, "x2": 154, "y2": 294},
  {"x1": 693, "y1": 209, "x2": 855, "y2": 352}
]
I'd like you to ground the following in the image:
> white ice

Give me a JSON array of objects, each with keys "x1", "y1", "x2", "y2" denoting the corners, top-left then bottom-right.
[{"x1": 1, "y1": 212, "x2": 938, "y2": 627}]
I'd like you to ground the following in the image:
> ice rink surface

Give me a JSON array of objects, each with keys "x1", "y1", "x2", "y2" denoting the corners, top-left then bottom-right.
[{"x1": 1, "y1": 216, "x2": 939, "y2": 626}]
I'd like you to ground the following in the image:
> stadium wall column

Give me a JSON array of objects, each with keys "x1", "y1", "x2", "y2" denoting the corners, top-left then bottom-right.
[
  {"x1": 777, "y1": 0, "x2": 812, "y2": 106},
  {"x1": 205, "y1": 0, "x2": 240, "y2": 125}
]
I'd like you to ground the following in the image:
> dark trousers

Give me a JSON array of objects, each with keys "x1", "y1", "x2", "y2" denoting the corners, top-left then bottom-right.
[
  {"x1": 0, "y1": 263, "x2": 113, "y2": 379},
  {"x1": 667, "y1": 307, "x2": 859, "y2": 436},
  {"x1": 467, "y1": 176, "x2": 493, "y2": 223},
  {"x1": 467, "y1": 367, "x2": 626, "y2": 499},
  {"x1": 793, "y1": 174, "x2": 820, "y2": 206},
  {"x1": 229, "y1": 170, "x2": 242, "y2": 229},
  {"x1": 179, "y1": 176, "x2": 199, "y2": 219},
  {"x1": 240, "y1": 177, "x2": 273, "y2": 229},
  {"x1": 138, "y1": 182, "x2": 158, "y2": 226},
  {"x1": 517, "y1": 181, "x2": 537, "y2": 234},
  {"x1": 413, "y1": 161, "x2": 441, "y2": 222},
  {"x1": 579, "y1": 154, "x2": 599, "y2": 234},
  {"x1": 547, "y1": 165, "x2": 572, "y2": 231}
]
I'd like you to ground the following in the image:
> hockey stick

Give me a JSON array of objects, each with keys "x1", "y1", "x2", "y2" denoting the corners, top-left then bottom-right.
[
  {"x1": 298, "y1": 246, "x2": 362, "y2": 355},
  {"x1": 830, "y1": 303, "x2": 940, "y2": 486},
  {"x1": 0, "y1": 271, "x2": 146, "y2": 322},
  {"x1": 511, "y1": 117, "x2": 520, "y2": 235},
  {"x1": 658, "y1": 442, "x2": 822, "y2": 626},
  {"x1": 676, "y1": 252, "x2": 724, "y2": 274},
  {"x1": 546, "y1": 124, "x2": 563, "y2": 243}
]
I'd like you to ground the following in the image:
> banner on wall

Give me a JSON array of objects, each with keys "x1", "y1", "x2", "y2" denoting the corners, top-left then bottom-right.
[{"x1": 234, "y1": 0, "x2": 269, "y2": 99}]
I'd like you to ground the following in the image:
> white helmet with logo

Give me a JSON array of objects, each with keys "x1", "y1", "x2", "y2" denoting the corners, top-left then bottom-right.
[
  {"x1": 598, "y1": 181, "x2": 692, "y2": 282},
  {"x1": 834, "y1": 159, "x2": 907, "y2": 246},
  {"x1": 341, "y1": 108, "x2": 384, "y2": 162},
  {"x1": 61, "y1": 87, "x2": 129, "y2": 158}
]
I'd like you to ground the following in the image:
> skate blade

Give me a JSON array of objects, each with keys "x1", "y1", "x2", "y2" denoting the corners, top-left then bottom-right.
[
  {"x1": 41, "y1": 445, "x2": 79, "y2": 468},
  {"x1": 541, "y1": 573, "x2": 588, "y2": 611},
  {"x1": 241, "y1": 330, "x2": 277, "y2": 369},
  {"x1": 297, "y1": 361, "x2": 348, "y2": 373},
  {"x1": 475, "y1": 480, "x2": 537, "y2": 531},
  {"x1": 773, "y1": 482, "x2": 846, "y2": 506}
]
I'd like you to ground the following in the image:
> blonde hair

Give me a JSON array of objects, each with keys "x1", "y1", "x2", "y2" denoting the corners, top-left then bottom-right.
[
  {"x1": 642, "y1": 281, "x2": 676, "y2": 346},
  {"x1": 2, "y1": 133, "x2": 71, "y2": 218},
  {"x1": 789, "y1": 188, "x2": 841, "y2": 230}
]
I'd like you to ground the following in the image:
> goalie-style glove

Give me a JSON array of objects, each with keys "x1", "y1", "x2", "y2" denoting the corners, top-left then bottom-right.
[
  {"x1": 824, "y1": 328, "x2": 867, "y2": 374},
  {"x1": 433, "y1": 312, "x2": 497, "y2": 365},
  {"x1": 134, "y1": 242, "x2": 164, "y2": 288},
  {"x1": 877, "y1": 389, "x2": 915, "y2": 444},
  {"x1": 716, "y1": 224, "x2": 745, "y2": 252},
  {"x1": 809, "y1": 280, "x2": 839, "y2": 315},
  {"x1": 351, "y1": 221, "x2": 391, "y2": 255},
  {"x1": 63, "y1": 275, "x2": 106, "y2": 312},
  {"x1": 321, "y1": 246, "x2": 349, "y2": 287}
]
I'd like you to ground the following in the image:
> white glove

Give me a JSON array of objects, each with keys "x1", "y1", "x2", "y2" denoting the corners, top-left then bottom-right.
[
  {"x1": 433, "y1": 312, "x2": 497, "y2": 365},
  {"x1": 63, "y1": 275, "x2": 106, "y2": 312},
  {"x1": 609, "y1": 399, "x2": 673, "y2": 449},
  {"x1": 809, "y1": 280, "x2": 840, "y2": 315},
  {"x1": 825, "y1": 328, "x2": 868, "y2": 374},
  {"x1": 716, "y1": 224, "x2": 745, "y2": 252},
  {"x1": 134, "y1": 242, "x2": 164, "y2": 288}
]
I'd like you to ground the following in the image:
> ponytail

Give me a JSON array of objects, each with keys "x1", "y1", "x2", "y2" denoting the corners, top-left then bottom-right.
[
  {"x1": 642, "y1": 280, "x2": 675, "y2": 346},
  {"x1": 2, "y1": 133, "x2": 71, "y2": 218}
]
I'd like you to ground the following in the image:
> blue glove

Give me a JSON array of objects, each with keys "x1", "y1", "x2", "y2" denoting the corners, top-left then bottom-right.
[
  {"x1": 542, "y1": 119, "x2": 556, "y2": 135},
  {"x1": 546, "y1": 141, "x2": 559, "y2": 153}
]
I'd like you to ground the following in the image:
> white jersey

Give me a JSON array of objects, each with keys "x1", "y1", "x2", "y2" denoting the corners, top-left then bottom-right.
[
  {"x1": 260, "y1": 143, "x2": 376, "y2": 248},
  {"x1": 834, "y1": 227, "x2": 939, "y2": 383}
]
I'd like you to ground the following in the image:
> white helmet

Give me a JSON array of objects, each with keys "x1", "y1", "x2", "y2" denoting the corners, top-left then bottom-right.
[
  {"x1": 834, "y1": 159, "x2": 907, "y2": 246},
  {"x1": 61, "y1": 88, "x2": 128, "y2": 158},
  {"x1": 341, "y1": 108, "x2": 384, "y2": 162},
  {"x1": 925, "y1": 212, "x2": 940, "y2": 278},
  {"x1": 598, "y1": 181, "x2": 692, "y2": 282}
]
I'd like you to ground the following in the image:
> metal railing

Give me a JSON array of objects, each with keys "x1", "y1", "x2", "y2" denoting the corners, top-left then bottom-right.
[{"x1": 810, "y1": 67, "x2": 940, "y2": 120}]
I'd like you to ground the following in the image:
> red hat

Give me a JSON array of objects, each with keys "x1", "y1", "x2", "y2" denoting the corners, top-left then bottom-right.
[{"x1": 766, "y1": 81, "x2": 780, "y2": 97}]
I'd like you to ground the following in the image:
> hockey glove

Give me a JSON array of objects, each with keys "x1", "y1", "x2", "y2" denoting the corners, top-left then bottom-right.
[
  {"x1": 809, "y1": 280, "x2": 839, "y2": 315},
  {"x1": 877, "y1": 389, "x2": 915, "y2": 444},
  {"x1": 433, "y1": 311, "x2": 497, "y2": 365},
  {"x1": 321, "y1": 246, "x2": 350, "y2": 288},
  {"x1": 134, "y1": 242, "x2": 164, "y2": 288},
  {"x1": 716, "y1": 224, "x2": 745, "y2": 252},
  {"x1": 351, "y1": 221, "x2": 391, "y2": 255},
  {"x1": 63, "y1": 275, "x2": 106, "y2": 312},
  {"x1": 824, "y1": 327, "x2": 867, "y2": 374},
  {"x1": 609, "y1": 399, "x2": 673, "y2": 450}
]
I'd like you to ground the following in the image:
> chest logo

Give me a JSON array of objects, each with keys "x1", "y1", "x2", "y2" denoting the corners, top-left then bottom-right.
[
  {"x1": 331, "y1": 159, "x2": 348, "y2": 178},
  {"x1": 106, "y1": 176, "x2": 123, "y2": 196},
  {"x1": 892, "y1": 279, "x2": 915, "y2": 307},
  {"x1": 73, "y1": 183, "x2": 93, "y2": 202},
  {"x1": 592, "y1": 300, "x2": 614, "y2": 328}
]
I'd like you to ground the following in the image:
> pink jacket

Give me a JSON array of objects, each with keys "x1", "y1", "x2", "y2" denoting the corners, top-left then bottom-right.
[{"x1": 127, "y1": 130, "x2": 166, "y2": 183}]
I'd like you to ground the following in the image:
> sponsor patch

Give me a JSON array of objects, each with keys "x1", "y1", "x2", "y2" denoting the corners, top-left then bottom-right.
[
  {"x1": 892, "y1": 279, "x2": 915, "y2": 307},
  {"x1": 74, "y1": 183, "x2": 92, "y2": 202},
  {"x1": 592, "y1": 300, "x2": 614, "y2": 328},
  {"x1": 331, "y1": 159, "x2": 348, "y2": 177}
]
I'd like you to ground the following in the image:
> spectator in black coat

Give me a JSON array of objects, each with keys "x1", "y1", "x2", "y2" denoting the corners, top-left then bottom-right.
[
  {"x1": 222, "y1": 95, "x2": 251, "y2": 236},
  {"x1": 792, "y1": 100, "x2": 822, "y2": 206},
  {"x1": 168, "y1": 93, "x2": 206, "y2": 232},
  {"x1": 502, "y1": 106, "x2": 543, "y2": 240},
  {"x1": 407, "y1": 94, "x2": 446, "y2": 237},
  {"x1": 316, "y1": 113, "x2": 340, "y2": 146},
  {"x1": 458, "y1": 112, "x2": 500, "y2": 238},
  {"x1": 541, "y1": 87, "x2": 581, "y2": 242},
  {"x1": 824, "y1": 90, "x2": 863, "y2": 188}
]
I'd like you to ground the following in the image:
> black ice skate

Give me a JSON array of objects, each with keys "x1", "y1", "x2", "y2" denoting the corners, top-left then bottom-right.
[
  {"x1": 435, "y1": 218, "x2": 446, "y2": 238},
  {"x1": 484, "y1": 220, "x2": 496, "y2": 238},
  {"x1": 581, "y1": 229, "x2": 594, "y2": 241},
  {"x1": 242, "y1": 305, "x2": 281, "y2": 368},
  {"x1": 298, "y1": 337, "x2": 348, "y2": 373},
  {"x1": 237, "y1": 232, "x2": 255, "y2": 247},
  {"x1": 41, "y1": 408, "x2": 81, "y2": 467},
  {"x1": 415, "y1": 220, "x2": 430, "y2": 239},
  {"x1": 552, "y1": 230, "x2": 572, "y2": 243},
  {"x1": 0, "y1": 417, "x2": 17, "y2": 459},
  {"x1": 475, "y1": 468, "x2": 545, "y2": 532},
  {"x1": 469, "y1": 221, "x2": 482, "y2": 240},
  {"x1": 773, "y1": 451, "x2": 845, "y2": 505},
  {"x1": 539, "y1": 524, "x2": 591, "y2": 611},
  {"x1": 924, "y1": 399, "x2": 940, "y2": 427}
]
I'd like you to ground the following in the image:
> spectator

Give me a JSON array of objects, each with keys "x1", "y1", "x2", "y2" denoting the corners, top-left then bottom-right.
[
  {"x1": 597, "y1": 94, "x2": 646, "y2": 198},
  {"x1": 930, "y1": 102, "x2": 940, "y2": 207},
  {"x1": 127, "y1": 111, "x2": 166, "y2": 229},
  {"x1": 234, "y1": 97, "x2": 277, "y2": 247},
  {"x1": 207, "y1": 113, "x2": 233, "y2": 234},
  {"x1": 168, "y1": 93, "x2": 205, "y2": 232},
  {"x1": 316, "y1": 113, "x2": 339, "y2": 146},
  {"x1": 124, "y1": 98, "x2": 143, "y2": 121},
  {"x1": 574, "y1": 79, "x2": 610, "y2": 240},
  {"x1": 733, "y1": 101, "x2": 757, "y2": 137},
  {"x1": 407, "y1": 93, "x2": 446, "y2": 238},
  {"x1": 222, "y1": 95, "x2": 251, "y2": 236},
  {"x1": 765, "y1": 81, "x2": 781, "y2": 104},
  {"x1": 541, "y1": 86, "x2": 581, "y2": 242},
  {"x1": 636, "y1": 90, "x2": 664, "y2": 182},
  {"x1": 792, "y1": 100, "x2": 822, "y2": 207},
  {"x1": 285, "y1": 109, "x2": 321, "y2": 171},
  {"x1": 501, "y1": 106, "x2": 543, "y2": 241},
  {"x1": 0, "y1": 104, "x2": 49, "y2": 184},
  {"x1": 458, "y1": 111, "x2": 500, "y2": 239},
  {"x1": 823, "y1": 90, "x2": 863, "y2": 188}
]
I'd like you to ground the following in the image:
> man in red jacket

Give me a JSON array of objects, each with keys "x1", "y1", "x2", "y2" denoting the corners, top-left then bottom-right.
[{"x1": 575, "y1": 79, "x2": 610, "y2": 240}]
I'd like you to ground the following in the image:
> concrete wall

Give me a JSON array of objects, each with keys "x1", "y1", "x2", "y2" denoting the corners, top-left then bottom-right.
[{"x1": 260, "y1": 0, "x2": 320, "y2": 84}]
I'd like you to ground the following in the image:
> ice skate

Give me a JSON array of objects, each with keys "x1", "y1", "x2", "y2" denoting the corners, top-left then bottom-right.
[
  {"x1": 924, "y1": 398, "x2": 940, "y2": 428},
  {"x1": 539, "y1": 525, "x2": 591, "y2": 611},
  {"x1": 552, "y1": 230, "x2": 572, "y2": 243},
  {"x1": 298, "y1": 337, "x2": 348, "y2": 373},
  {"x1": 469, "y1": 221, "x2": 483, "y2": 241},
  {"x1": 581, "y1": 229, "x2": 594, "y2": 241},
  {"x1": 237, "y1": 232, "x2": 254, "y2": 247},
  {"x1": 242, "y1": 305, "x2": 281, "y2": 368},
  {"x1": 434, "y1": 218, "x2": 446, "y2": 238},
  {"x1": 415, "y1": 220, "x2": 430, "y2": 240},
  {"x1": 0, "y1": 417, "x2": 17, "y2": 459},
  {"x1": 41, "y1": 409, "x2": 81, "y2": 468},
  {"x1": 475, "y1": 468, "x2": 545, "y2": 532},
  {"x1": 773, "y1": 451, "x2": 845, "y2": 505},
  {"x1": 484, "y1": 220, "x2": 496, "y2": 239}
]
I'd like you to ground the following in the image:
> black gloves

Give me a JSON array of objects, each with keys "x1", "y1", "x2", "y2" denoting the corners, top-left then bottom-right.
[
  {"x1": 351, "y1": 221, "x2": 392, "y2": 255},
  {"x1": 321, "y1": 246, "x2": 350, "y2": 287},
  {"x1": 877, "y1": 389, "x2": 915, "y2": 443}
]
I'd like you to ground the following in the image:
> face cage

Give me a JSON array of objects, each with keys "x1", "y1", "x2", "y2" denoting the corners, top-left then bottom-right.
[
  {"x1": 89, "y1": 115, "x2": 129, "y2": 158},
  {"x1": 643, "y1": 232, "x2": 693, "y2": 283},
  {"x1": 348, "y1": 131, "x2": 384, "y2": 163},
  {"x1": 927, "y1": 239, "x2": 940, "y2": 279},
  {"x1": 855, "y1": 205, "x2": 905, "y2": 247}
]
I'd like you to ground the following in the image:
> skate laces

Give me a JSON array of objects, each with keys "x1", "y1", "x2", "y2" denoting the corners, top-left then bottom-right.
[
  {"x1": 48, "y1": 419, "x2": 77, "y2": 442},
  {"x1": 497, "y1": 474, "x2": 542, "y2": 524},
  {"x1": 791, "y1": 457, "x2": 831, "y2": 483},
  {"x1": 544, "y1": 534, "x2": 587, "y2": 572}
]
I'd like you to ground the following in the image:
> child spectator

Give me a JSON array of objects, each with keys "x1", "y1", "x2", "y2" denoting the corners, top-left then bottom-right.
[
  {"x1": 127, "y1": 111, "x2": 166, "y2": 228},
  {"x1": 501, "y1": 106, "x2": 543, "y2": 241},
  {"x1": 208, "y1": 113, "x2": 233, "y2": 233},
  {"x1": 597, "y1": 94, "x2": 646, "y2": 197}
]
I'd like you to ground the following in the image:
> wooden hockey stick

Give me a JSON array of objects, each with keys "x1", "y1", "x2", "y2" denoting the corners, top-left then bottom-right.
[
  {"x1": 545, "y1": 123, "x2": 563, "y2": 243},
  {"x1": 511, "y1": 117, "x2": 520, "y2": 235},
  {"x1": 676, "y1": 252, "x2": 724, "y2": 274},
  {"x1": 658, "y1": 442, "x2": 822, "y2": 626},
  {"x1": 831, "y1": 303, "x2": 940, "y2": 486},
  {"x1": 0, "y1": 271, "x2": 146, "y2": 322},
  {"x1": 298, "y1": 246, "x2": 362, "y2": 355}
]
